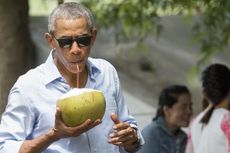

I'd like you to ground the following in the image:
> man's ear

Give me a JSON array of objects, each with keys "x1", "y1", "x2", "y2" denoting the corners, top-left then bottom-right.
[
  {"x1": 45, "y1": 32, "x2": 55, "y2": 49},
  {"x1": 91, "y1": 28, "x2": 97, "y2": 45}
]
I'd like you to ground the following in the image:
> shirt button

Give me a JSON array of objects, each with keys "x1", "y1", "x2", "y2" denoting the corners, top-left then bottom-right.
[{"x1": 94, "y1": 148, "x2": 97, "y2": 152}]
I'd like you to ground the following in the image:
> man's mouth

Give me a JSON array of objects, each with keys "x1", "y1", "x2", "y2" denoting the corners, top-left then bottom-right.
[{"x1": 70, "y1": 60, "x2": 82, "y2": 64}]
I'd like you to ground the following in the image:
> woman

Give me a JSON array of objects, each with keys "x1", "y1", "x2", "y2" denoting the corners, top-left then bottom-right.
[
  {"x1": 190, "y1": 63, "x2": 230, "y2": 153},
  {"x1": 185, "y1": 96, "x2": 209, "y2": 153},
  {"x1": 138, "y1": 85, "x2": 193, "y2": 153}
]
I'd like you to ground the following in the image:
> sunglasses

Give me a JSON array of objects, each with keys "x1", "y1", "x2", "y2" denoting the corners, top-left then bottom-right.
[{"x1": 52, "y1": 34, "x2": 92, "y2": 48}]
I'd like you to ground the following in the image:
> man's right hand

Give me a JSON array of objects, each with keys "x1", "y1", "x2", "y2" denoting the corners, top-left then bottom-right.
[
  {"x1": 53, "y1": 107, "x2": 102, "y2": 139},
  {"x1": 19, "y1": 107, "x2": 101, "y2": 153}
]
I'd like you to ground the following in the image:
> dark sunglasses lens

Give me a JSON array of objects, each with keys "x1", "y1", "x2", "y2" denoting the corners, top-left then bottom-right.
[
  {"x1": 57, "y1": 38, "x2": 73, "y2": 48},
  {"x1": 77, "y1": 36, "x2": 91, "y2": 47}
]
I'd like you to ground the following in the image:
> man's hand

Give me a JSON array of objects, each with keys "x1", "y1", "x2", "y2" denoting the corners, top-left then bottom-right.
[
  {"x1": 19, "y1": 107, "x2": 102, "y2": 153},
  {"x1": 52, "y1": 107, "x2": 102, "y2": 140},
  {"x1": 108, "y1": 113, "x2": 139, "y2": 152}
]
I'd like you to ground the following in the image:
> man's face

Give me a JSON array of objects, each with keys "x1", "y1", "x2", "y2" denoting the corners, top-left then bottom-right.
[{"x1": 51, "y1": 17, "x2": 96, "y2": 74}]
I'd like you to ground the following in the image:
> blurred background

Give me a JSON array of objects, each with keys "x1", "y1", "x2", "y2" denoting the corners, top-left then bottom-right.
[{"x1": 0, "y1": 0, "x2": 229, "y2": 129}]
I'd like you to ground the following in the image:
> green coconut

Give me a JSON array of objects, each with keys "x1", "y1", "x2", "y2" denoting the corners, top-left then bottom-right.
[{"x1": 57, "y1": 88, "x2": 106, "y2": 127}]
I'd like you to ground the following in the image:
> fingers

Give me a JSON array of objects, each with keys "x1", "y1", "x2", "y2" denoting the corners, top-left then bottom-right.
[
  {"x1": 56, "y1": 106, "x2": 101, "y2": 129},
  {"x1": 109, "y1": 126, "x2": 135, "y2": 141},
  {"x1": 54, "y1": 111, "x2": 102, "y2": 138},
  {"x1": 54, "y1": 107, "x2": 102, "y2": 138},
  {"x1": 71, "y1": 119, "x2": 101, "y2": 132},
  {"x1": 108, "y1": 125, "x2": 138, "y2": 146},
  {"x1": 75, "y1": 119, "x2": 102, "y2": 132},
  {"x1": 56, "y1": 119, "x2": 101, "y2": 138},
  {"x1": 108, "y1": 132, "x2": 137, "y2": 146},
  {"x1": 111, "y1": 113, "x2": 120, "y2": 124},
  {"x1": 55, "y1": 107, "x2": 62, "y2": 121},
  {"x1": 110, "y1": 126, "x2": 134, "y2": 138},
  {"x1": 109, "y1": 134, "x2": 136, "y2": 146},
  {"x1": 111, "y1": 113, "x2": 132, "y2": 131},
  {"x1": 55, "y1": 107, "x2": 66, "y2": 128},
  {"x1": 77, "y1": 119, "x2": 93, "y2": 128},
  {"x1": 93, "y1": 119, "x2": 103, "y2": 126}
]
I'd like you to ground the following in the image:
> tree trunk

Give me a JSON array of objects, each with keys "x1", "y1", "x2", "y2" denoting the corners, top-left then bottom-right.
[{"x1": 0, "y1": 0, "x2": 36, "y2": 115}]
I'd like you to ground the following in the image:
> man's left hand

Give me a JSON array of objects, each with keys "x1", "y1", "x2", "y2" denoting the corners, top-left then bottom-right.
[{"x1": 108, "y1": 114, "x2": 139, "y2": 152}]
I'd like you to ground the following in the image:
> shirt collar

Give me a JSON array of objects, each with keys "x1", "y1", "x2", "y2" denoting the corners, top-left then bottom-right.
[
  {"x1": 86, "y1": 57, "x2": 101, "y2": 81},
  {"x1": 44, "y1": 50, "x2": 62, "y2": 85},
  {"x1": 44, "y1": 51, "x2": 101, "y2": 85},
  {"x1": 156, "y1": 116, "x2": 185, "y2": 137}
]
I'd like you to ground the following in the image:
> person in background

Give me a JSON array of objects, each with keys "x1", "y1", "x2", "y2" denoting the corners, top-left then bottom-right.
[
  {"x1": 0, "y1": 2, "x2": 144, "y2": 153},
  {"x1": 138, "y1": 85, "x2": 193, "y2": 153},
  {"x1": 185, "y1": 96, "x2": 210, "y2": 153},
  {"x1": 190, "y1": 63, "x2": 230, "y2": 153}
]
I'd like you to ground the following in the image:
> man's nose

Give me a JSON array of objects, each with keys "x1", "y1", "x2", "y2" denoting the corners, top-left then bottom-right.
[{"x1": 69, "y1": 41, "x2": 81, "y2": 54}]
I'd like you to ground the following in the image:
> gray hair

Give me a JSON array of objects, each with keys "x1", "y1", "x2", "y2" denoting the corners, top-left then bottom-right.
[{"x1": 48, "y1": 2, "x2": 94, "y2": 33}]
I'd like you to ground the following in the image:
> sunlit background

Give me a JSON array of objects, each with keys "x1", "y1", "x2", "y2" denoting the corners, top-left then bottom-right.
[
  {"x1": 0, "y1": 0, "x2": 229, "y2": 130},
  {"x1": 28, "y1": 0, "x2": 202, "y2": 129}
]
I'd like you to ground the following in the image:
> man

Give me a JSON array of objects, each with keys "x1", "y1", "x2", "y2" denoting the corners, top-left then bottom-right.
[{"x1": 0, "y1": 2, "x2": 143, "y2": 153}]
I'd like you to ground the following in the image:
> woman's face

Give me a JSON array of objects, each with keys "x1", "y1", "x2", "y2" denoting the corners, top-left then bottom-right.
[{"x1": 164, "y1": 93, "x2": 193, "y2": 129}]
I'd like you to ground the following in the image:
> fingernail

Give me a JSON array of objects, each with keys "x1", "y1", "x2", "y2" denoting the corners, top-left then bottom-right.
[{"x1": 109, "y1": 133, "x2": 114, "y2": 137}]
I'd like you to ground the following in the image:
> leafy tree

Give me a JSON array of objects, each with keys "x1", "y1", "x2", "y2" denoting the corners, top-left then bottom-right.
[
  {"x1": 0, "y1": 0, "x2": 229, "y2": 115},
  {"x1": 80, "y1": 0, "x2": 230, "y2": 67}
]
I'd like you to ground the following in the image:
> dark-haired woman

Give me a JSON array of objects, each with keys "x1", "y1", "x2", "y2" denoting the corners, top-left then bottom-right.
[
  {"x1": 138, "y1": 85, "x2": 193, "y2": 153},
  {"x1": 190, "y1": 63, "x2": 230, "y2": 153}
]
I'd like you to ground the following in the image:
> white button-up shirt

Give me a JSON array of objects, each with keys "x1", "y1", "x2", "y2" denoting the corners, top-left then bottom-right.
[{"x1": 0, "y1": 52, "x2": 143, "y2": 153}]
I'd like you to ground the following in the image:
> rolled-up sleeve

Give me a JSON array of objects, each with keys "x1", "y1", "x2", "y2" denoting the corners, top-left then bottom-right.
[
  {"x1": 0, "y1": 140, "x2": 23, "y2": 153},
  {"x1": 0, "y1": 87, "x2": 35, "y2": 153}
]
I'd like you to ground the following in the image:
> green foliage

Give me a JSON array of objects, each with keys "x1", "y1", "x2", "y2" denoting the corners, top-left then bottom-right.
[
  {"x1": 80, "y1": 0, "x2": 230, "y2": 67},
  {"x1": 81, "y1": 0, "x2": 161, "y2": 41},
  {"x1": 193, "y1": 0, "x2": 230, "y2": 66}
]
